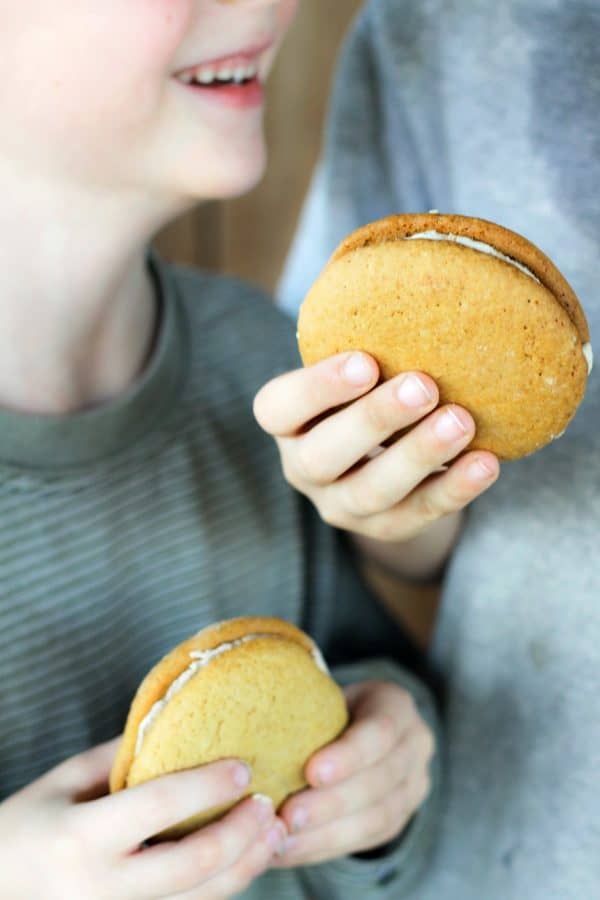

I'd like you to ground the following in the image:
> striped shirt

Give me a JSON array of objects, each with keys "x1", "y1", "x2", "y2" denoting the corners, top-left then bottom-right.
[{"x1": 0, "y1": 252, "x2": 440, "y2": 899}]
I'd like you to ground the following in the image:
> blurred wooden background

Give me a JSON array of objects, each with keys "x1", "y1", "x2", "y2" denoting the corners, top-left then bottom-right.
[
  {"x1": 156, "y1": 0, "x2": 363, "y2": 294},
  {"x1": 156, "y1": 0, "x2": 440, "y2": 648}
]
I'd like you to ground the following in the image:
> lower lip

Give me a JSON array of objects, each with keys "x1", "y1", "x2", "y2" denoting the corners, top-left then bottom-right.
[{"x1": 176, "y1": 77, "x2": 265, "y2": 110}]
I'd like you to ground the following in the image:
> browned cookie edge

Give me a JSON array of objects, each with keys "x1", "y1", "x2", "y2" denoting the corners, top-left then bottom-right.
[{"x1": 329, "y1": 213, "x2": 589, "y2": 343}]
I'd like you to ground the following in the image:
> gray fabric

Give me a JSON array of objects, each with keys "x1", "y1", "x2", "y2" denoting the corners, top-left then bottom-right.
[
  {"x1": 277, "y1": 1, "x2": 600, "y2": 896},
  {"x1": 0, "y1": 252, "x2": 441, "y2": 898}
]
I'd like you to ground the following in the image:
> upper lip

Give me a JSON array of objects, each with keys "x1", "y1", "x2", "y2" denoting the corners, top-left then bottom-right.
[{"x1": 173, "y1": 38, "x2": 275, "y2": 78}]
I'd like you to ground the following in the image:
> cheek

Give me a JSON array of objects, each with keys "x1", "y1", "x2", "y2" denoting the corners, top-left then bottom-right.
[
  {"x1": 128, "y1": 0, "x2": 196, "y2": 70},
  {"x1": 0, "y1": 1, "x2": 195, "y2": 164}
]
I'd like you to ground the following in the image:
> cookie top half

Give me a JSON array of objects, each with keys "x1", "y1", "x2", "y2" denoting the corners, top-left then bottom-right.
[{"x1": 298, "y1": 214, "x2": 592, "y2": 459}]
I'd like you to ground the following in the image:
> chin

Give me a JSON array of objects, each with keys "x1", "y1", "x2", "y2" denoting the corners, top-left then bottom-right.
[
  {"x1": 211, "y1": 156, "x2": 267, "y2": 199},
  {"x1": 170, "y1": 151, "x2": 266, "y2": 202}
]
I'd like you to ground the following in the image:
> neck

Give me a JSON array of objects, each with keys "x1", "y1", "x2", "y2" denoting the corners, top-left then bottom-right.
[{"x1": 0, "y1": 168, "x2": 190, "y2": 415}]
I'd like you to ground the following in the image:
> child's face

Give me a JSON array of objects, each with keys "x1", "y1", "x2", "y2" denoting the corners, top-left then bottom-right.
[{"x1": 0, "y1": 0, "x2": 299, "y2": 201}]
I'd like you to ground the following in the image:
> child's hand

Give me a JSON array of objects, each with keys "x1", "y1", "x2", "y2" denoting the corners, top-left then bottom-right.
[
  {"x1": 254, "y1": 352, "x2": 500, "y2": 543},
  {"x1": 0, "y1": 738, "x2": 287, "y2": 900},
  {"x1": 272, "y1": 680, "x2": 434, "y2": 867}
]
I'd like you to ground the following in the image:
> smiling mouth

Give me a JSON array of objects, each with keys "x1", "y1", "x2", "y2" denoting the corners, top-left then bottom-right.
[
  {"x1": 174, "y1": 43, "x2": 271, "y2": 90},
  {"x1": 175, "y1": 60, "x2": 259, "y2": 88}
]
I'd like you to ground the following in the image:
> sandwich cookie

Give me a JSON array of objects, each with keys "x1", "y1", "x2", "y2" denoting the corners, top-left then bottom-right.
[
  {"x1": 297, "y1": 213, "x2": 592, "y2": 460},
  {"x1": 110, "y1": 616, "x2": 348, "y2": 839}
]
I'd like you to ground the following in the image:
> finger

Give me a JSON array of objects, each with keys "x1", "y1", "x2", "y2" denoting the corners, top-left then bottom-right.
[
  {"x1": 286, "y1": 372, "x2": 438, "y2": 487},
  {"x1": 305, "y1": 683, "x2": 417, "y2": 786},
  {"x1": 75, "y1": 759, "x2": 252, "y2": 854},
  {"x1": 179, "y1": 820, "x2": 287, "y2": 900},
  {"x1": 280, "y1": 735, "x2": 420, "y2": 835},
  {"x1": 330, "y1": 404, "x2": 476, "y2": 519},
  {"x1": 397, "y1": 448, "x2": 500, "y2": 532},
  {"x1": 119, "y1": 794, "x2": 276, "y2": 900},
  {"x1": 253, "y1": 352, "x2": 379, "y2": 437},
  {"x1": 347, "y1": 449, "x2": 500, "y2": 543},
  {"x1": 272, "y1": 780, "x2": 415, "y2": 868},
  {"x1": 41, "y1": 736, "x2": 122, "y2": 798}
]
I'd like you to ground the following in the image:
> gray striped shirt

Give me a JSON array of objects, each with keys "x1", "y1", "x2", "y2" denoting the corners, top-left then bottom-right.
[{"x1": 0, "y1": 253, "x2": 440, "y2": 898}]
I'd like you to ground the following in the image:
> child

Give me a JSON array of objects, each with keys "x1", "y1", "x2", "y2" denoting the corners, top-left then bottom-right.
[
  {"x1": 0, "y1": 1, "x2": 463, "y2": 897},
  {"x1": 279, "y1": 1, "x2": 600, "y2": 898}
]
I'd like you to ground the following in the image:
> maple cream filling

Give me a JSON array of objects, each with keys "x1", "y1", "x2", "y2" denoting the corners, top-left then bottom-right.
[
  {"x1": 406, "y1": 230, "x2": 542, "y2": 283},
  {"x1": 134, "y1": 634, "x2": 330, "y2": 757},
  {"x1": 407, "y1": 231, "x2": 593, "y2": 375}
]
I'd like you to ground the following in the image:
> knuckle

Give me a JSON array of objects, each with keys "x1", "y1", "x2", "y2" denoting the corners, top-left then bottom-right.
[
  {"x1": 387, "y1": 743, "x2": 409, "y2": 782},
  {"x1": 49, "y1": 817, "x2": 94, "y2": 894},
  {"x1": 365, "y1": 805, "x2": 388, "y2": 841},
  {"x1": 363, "y1": 513, "x2": 403, "y2": 543},
  {"x1": 63, "y1": 753, "x2": 98, "y2": 789},
  {"x1": 347, "y1": 746, "x2": 365, "y2": 778},
  {"x1": 51, "y1": 823, "x2": 83, "y2": 868},
  {"x1": 280, "y1": 449, "x2": 302, "y2": 489},
  {"x1": 318, "y1": 496, "x2": 346, "y2": 529},
  {"x1": 170, "y1": 853, "x2": 210, "y2": 894},
  {"x1": 338, "y1": 477, "x2": 380, "y2": 519},
  {"x1": 241, "y1": 849, "x2": 270, "y2": 889},
  {"x1": 403, "y1": 428, "x2": 437, "y2": 470},
  {"x1": 414, "y1": 489, "x2": 442, "y2": 524},
  {"x1": 444, "y1": 478, "x2": 474, "y2": 510},
  {"x1": 145, "y1": 775, "x2": 176, "y2": 814},
  {"x1": 325, "y1": 786, "x2": 347, "y2": 821},
  {"x1": 361, "y1": 393, "x2": 395, "y2": 437},
  {"x1": 252, "y1": 382, "x2": 283, "y2": 433},
  {"x1": 377, "y1": 713, "x2": 396, "y2": 747},
  {"x1": 315, "y1": 359, "x2": 341, "y2": 392},
  {"x1": 194, "y1": 832, "x2": 226, "y2": 878},
  {"x1": 382, "y1": 792, "x2": 404, "y2": 836},
  {"x1": 295, "y1": 440, "x2": 330, "y2": 486}
]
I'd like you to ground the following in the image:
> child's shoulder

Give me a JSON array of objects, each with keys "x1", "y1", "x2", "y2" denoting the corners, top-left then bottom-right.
[
  {"x1": 170, "y1": 259, "x2": 293, "y2": 333},
  {"x1": 158, "y1": 255, "x2": 300, "y2": 393}
]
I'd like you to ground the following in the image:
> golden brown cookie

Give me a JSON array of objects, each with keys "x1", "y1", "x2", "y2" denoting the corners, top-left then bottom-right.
[
  {"x1": 110, "y1": 616, "x2": 348, "y2": 840},
  {"x1": 297, "y1": 213, "x2": 593, "y2": 460}
]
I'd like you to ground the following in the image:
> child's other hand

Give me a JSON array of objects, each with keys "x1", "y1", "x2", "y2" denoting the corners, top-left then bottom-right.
[
  {"x1": 0, "y1": 738, "x2": 287, "y2": 900},
  {"x1": 272, "y1": 680, "x2": 434, "y2": 867},
  {"x1": 254, "y1": 352, "x2": 500, "y2": 543}
]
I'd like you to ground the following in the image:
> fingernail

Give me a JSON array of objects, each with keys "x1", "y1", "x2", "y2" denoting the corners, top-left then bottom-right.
[
  {"x1": 291, "y1": 807, "x2": 309, "y2": 833},
  {"x1": 434, "y1": 409, "x2": 470, "y2": 442},
  {"x1": 468, "y1": 458, "x2": 496, "y2": 481},
  {"x1": 396, "y1": 374, "x2": 434, "y2": 408},
  {"x1": 232, "y1": 762, "x2": 252, "y2": 788},
  {"x1": 317, "y1": 761, "x2": 336, "y2": 785},
  {"x1": 343, "y1": 353, "x2": 374, "y2": 385},
  {"x1": 265, "y1": 821, "x2": 288, "y2": 855},
  {"x1": 252, "y1": 793, "x2": 275, "y2": 822}
]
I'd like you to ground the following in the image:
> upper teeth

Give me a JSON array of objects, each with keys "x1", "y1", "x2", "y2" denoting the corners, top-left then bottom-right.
[{"x1": 177, "y1": 61, "x2": 259, "y2": 85}]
